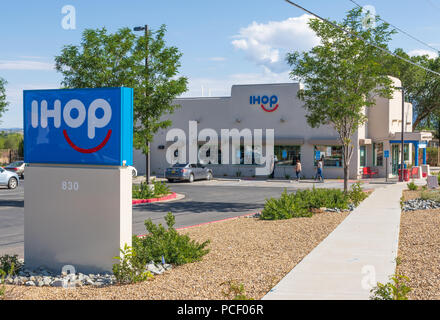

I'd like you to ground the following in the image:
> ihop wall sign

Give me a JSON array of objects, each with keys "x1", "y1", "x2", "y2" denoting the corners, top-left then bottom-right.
[
  {"x1": 249, "y1": 95, "x2": 279, "y2": 112},
  {"x1": 23, "y1": 87, "x2": 133, "y2": 166}
]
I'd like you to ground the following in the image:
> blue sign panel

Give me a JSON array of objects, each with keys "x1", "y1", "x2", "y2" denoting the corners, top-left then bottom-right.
[
  {"x1": 315, "y1": 151, "x2": 321, "y2": 161},
  {"x1": 384, "y1": 150, "x2": 390, "y2": 158},
  {"x1": 24, "y1": 87, "x2": 133, "y2": 166}
]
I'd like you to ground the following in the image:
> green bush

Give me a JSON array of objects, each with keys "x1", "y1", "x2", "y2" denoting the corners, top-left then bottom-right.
[
  {"x1": 420, "y1": 189, "x2": 440, "y2": 202},
  {"x1": 133, "y1": 212, "x2": 210, "y2": 266},
  {"x1": 407, "y1": 181, "x2": 418, "y2": 191},
  {"x1": 260, "y1": 190, "x2": 311, "y2": 220},
  {"x1": 370, "y1": 274, "x2": 412, "y2": 300},
  {"x1": 133, "y1": 179, "x2": 171, "y2": 199},
  {"x1": 348, "y1": 182, "x2": 368, "y2": 206},
  {"x1": 112, "y1": 244, "x2": 153, "y2": 284},
  {"x1": 0, "y1": 254, "x2": 22, "y2": 275},
  {"x1": 260, "y1": 187, "x2": 350, "y2": 220}
]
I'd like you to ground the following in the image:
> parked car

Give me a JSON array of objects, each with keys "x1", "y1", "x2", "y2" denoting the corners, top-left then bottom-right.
[
  {"x1": 4, "y1": 161, "x2": 25, "y2": 178},
  {"x1": 0, "y1": 167, "x2": 19, "y2": 189},
  {"x1": 128, "y1": 165, "x2": 137, "y2": 178},
  {"x1": 165, "y1": 163, "x2": 213, "y2": 183}
]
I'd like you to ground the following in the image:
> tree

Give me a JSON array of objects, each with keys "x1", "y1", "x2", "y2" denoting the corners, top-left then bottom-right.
[
  {"x1": 55, "y1": 25, "x2": 188, "y2": 171},
  {"x1": 287, "y1": 8, "x2": 394, "y2": 191},
  {"x1": 383, "y1": 48, "x2": 440, "y2": 132},
  {"x1": 0, "y1": 77, "x2": 8, "y2": 123}
]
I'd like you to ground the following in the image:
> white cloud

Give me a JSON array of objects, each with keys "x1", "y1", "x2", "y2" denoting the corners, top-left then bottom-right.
[
  {"x1": 208, "y1": 57, "x2": 226, "y2": 62},
  {"x1": 0, "y1": 60, "x2": 54, "y2": 70},
  {"x1": 231, "y1": 14, "x2": 319, "y2": 73},
  {"x1": 408, "y1": 49, "x2": 439, "y2": 59}
]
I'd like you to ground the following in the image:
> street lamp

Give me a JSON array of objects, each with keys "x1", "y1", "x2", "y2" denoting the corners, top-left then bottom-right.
[{"x1": 133, "y1": 25, "x2": 151, "y2": 185}]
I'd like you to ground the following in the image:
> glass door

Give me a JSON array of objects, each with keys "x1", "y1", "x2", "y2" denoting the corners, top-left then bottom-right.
[{"x1": 392, "y1": 144, "x2": 400, "y2": 175}]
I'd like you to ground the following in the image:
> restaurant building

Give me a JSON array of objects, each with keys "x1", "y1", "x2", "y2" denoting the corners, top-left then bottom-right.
[{"x1": 134, "y1": 76, "x2": 432, "y2": 179}]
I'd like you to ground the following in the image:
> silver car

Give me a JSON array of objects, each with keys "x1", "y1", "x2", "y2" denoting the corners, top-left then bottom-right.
[
  {"x1": 0, "y1": 167, "x2": 19, "y2": 189},
  {"x1": 165, "y1": 163, "x2": 213, "y2": 183}
]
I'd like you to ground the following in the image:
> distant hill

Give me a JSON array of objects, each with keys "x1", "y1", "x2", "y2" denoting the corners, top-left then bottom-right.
[{"x1": 0, "y1": 128, "x2": 24, "y2": 134}]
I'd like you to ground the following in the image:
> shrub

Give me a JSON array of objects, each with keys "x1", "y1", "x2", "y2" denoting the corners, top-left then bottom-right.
[
  {"x1": 133, "y1": 179, "x2": 171, "y2": 199},
  {"x1": 133, "y1": 212, "x2": 210, "y2": 266},
  {"x1": 112, "y1": 244, "x2": 153, "y2": 284},
  {"x1": 370, "y1": 274, "x2": 412, "y2": 300},
  {"x1": 407, "y1": 181, "x2": 418, "y2": 191},
  {"x1": 420, "y1": 189, "x2": 440, "y2": 202},
  {"x1": 0, "y1": 254, "x2": 22, "y2": 275},
  {"x1": 260, "y1": 189, "x2": 311, "y2": 220},
  {"x1": 348, "y1": 182, "x2": 368, "y2": 206},
  {"x1": 260, "y1": 187, "x2": 350, "y2": 220},
  {"x1": 221, "y1": 280, "x2": 254, "y2": 300}
]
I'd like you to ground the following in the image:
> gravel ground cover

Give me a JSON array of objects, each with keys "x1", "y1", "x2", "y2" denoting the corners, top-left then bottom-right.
[
  {"x1": 397, "y1": 190, "x2": 440, "y2": 300},
  {"x1": 3, "y1": 211, "x2": 349, "y2": 300}
]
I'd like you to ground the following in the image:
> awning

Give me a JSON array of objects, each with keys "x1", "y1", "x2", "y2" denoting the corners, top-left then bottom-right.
[{"x1": 308, "y1": 138, "x2": 341, "y2": 146}]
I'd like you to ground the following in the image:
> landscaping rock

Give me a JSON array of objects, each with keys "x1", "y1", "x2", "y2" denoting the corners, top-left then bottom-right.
[{"x1": 402, "y1": 199, "x2": 440, "y2": 211}]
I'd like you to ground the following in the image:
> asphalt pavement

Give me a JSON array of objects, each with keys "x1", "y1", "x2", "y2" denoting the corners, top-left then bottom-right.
[{"x1": 0, "y1": 179, "x2": 299, "y2": 257}]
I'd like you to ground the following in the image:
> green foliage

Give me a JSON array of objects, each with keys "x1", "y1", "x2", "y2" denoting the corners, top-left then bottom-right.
[
  {"x1": 54, "y1": 25, "x2": 188, "y2": 156},
  {"x1": 0, "y1": 133, "x2": 23, "y2": 151},
  {"x1": 370, "y1": 274, "x2": 412, "y2": 300},
  {"x1": 0, "y1": 254, "x2": 22, "y2": 276},
  {"x1": 407, "y1": 181, "x2": 418, "y2": 191},
  {"x1": 221, "y1": 280, "x2": 254, "y2": 300},
  {"x1": 133, "y1": 179, "x2": 171, "y2": 199},
  {"x1": 0, "y1": 263, "x2": 14, "y2": 300},
  {"x1": 260, "y1": 188, "x2": 350, "y2": 220},
  {"x1": 348, "y1": 182, "x2": 368, "y2": 206},
  {"x1": 0, "y1": 77, "x2": 8, "y2": 123},
  {"x1": 420, "y1": 189, "x2": 440, "y2": 202},
  {"x1": 133, "y1": 212, "x2": 210, "y2": 266},
  {"x1": 287, "y1": 8, "x2": 394, "y2": 191},
  {"x1": 112, "y1": 243, "x2": 153, "y2": 284}
]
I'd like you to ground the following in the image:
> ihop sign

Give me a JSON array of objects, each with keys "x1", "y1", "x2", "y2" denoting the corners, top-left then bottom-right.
[
  {"x1": 23, "y1": 87, "x2": 133, "y2": 166},
  {"x1": 249, "y1": 95, "x2": 279, "y2": 112}
]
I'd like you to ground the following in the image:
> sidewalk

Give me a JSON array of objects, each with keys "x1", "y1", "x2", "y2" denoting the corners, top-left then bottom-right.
[{"x1": 263, "y1": 182, "x2": 406, "y2": 300}]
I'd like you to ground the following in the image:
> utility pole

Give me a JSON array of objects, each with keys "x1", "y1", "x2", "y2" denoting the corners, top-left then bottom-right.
[{"x1": 134, "y1": 24, "x2": 151, "y2": 184}]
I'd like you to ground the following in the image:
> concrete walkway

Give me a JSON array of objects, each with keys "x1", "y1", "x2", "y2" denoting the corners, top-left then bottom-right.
[{"x1": 263, "y1": 182, "x2": 406, "y2": 300}]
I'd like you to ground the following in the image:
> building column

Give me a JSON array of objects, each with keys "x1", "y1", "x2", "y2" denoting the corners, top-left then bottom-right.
[
  {"x1": 423, "y1": 143, "x2": 427, "y2": 165},
  {"x1": 414, "y1": 142, "x2": 419, "y2": 167}
]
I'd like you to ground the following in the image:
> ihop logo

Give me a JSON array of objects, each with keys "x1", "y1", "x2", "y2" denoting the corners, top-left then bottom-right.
[
  {"x1": 249, "y1": 95, "x2": 279, "y2": 112},
  {"x1": 24, "y1": 87, "x2": 133, "y2": 166},
  {"x1": 31, "y1": 98, "x2": 112, "y2": 153}
]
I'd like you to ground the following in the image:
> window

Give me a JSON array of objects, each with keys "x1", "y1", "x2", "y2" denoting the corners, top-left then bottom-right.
[
  {"x1": 360, "y1": 146, "x2": 366, "y2": 167},
  {"x1": 373, "y1": 142, "x2": 383, "y2": 166},
  {"x1": 314, "y1": 145, "x2": 343, "y2": 167},
  {"x1": 404, "y1": 144, "x2": 409, "y2": 161},
  {"x1": 274, "y1": 145, "x2": 301, "y2": 166}
]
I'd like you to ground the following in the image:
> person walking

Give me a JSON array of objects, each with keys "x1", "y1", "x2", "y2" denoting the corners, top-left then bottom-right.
[
  {"x1": 269, "y1": 155, "x2": 277, "y2": 178},
  {"x1": 315, "y1": 157, "x2": 324, "y2": 182},
  {"x1": 295, "y1": 159, "x2": 302, "y2": 181}
]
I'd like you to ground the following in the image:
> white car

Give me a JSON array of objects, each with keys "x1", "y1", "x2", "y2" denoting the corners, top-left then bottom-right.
[
  {"x1": 128, "y1": 166, "x2": 137, "y2": 178},
  {"x1": 0, "y1": 167, "x2": 19, "y2": 189}
]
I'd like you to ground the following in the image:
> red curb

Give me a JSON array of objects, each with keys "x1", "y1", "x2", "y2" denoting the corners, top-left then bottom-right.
[
  {"x1": 136, "y1": 212, "x2": 259, "y2": 238},
  {"x1": 132, "y1": 192, "x2": 177, "y2": 205}
]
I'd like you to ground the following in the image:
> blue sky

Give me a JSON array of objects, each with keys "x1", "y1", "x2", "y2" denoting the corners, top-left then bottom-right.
[{"x1": 1, "y1": 0, "x2": 440, "y2": 128}]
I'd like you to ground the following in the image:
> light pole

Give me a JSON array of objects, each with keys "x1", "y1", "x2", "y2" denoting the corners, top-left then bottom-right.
[{"x1": 133, "y1": 25, "x2": 150, "y2": 184}]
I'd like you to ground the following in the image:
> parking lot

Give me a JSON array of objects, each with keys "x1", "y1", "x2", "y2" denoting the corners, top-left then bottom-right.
[{"x1": 0, "y1": 178, "x2": 388, "y2": 257}]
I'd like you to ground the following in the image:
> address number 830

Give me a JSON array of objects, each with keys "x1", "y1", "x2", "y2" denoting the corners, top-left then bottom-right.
[{"x1": 61, "y1": 180, "x2": 79, "y2": 191}]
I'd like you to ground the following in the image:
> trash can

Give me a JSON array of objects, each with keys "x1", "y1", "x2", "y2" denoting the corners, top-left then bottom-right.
[{"x1": 398, "y1": 169, "x2": 410, "y2": 181}]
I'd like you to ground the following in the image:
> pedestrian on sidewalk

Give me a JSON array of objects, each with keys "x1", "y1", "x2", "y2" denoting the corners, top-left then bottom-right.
[
  {"x1": 295, "y1": 159, "x2": 302, "y2": 181},
  {"x1": 269, "y1": 155, "x2": 277, "y2": 178},
  {"x1": 315, "y1": 157, "x2": 324, "y2": 182}
]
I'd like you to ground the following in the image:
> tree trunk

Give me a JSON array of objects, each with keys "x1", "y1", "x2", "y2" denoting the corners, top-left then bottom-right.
[{"x1": 344, "y1": 163, "x2": 349, "y2": 193}]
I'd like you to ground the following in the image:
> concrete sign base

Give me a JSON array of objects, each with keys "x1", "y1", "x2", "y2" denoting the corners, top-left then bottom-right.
[{"x1": 24, "y1": 165, "x2": 132, "y2": 273}]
